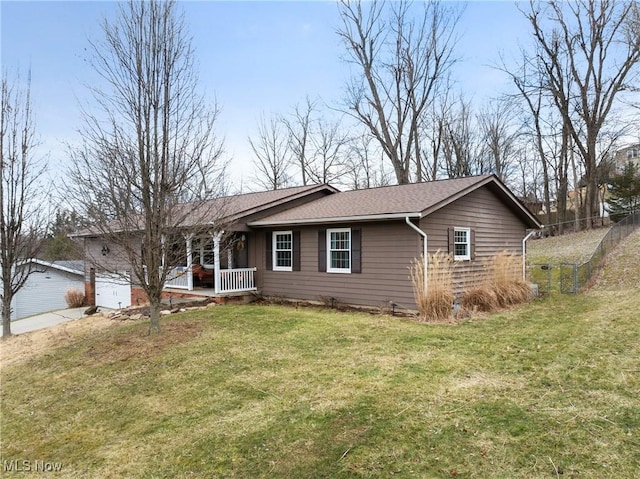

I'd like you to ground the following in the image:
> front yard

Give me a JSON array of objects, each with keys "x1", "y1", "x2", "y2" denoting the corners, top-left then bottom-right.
[{"x1": 1, "y1": 288, "x2": 639, "y2": 478}]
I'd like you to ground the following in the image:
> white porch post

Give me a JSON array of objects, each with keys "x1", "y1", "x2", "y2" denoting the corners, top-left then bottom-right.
[
  {"x1": 227, "y1": 248, "x2": 234, "y2": 270},
  {"x1": 213, "y1": 231, "x2": 223, "y2": 294},
  {"x1": 186, "y1": 234, "x2": 194, "y2": 291}
]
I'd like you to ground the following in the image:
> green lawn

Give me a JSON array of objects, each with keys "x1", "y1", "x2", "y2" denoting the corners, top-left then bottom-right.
[{"x1": 2, "y1": 291, "x2": 639, "y2": 478}]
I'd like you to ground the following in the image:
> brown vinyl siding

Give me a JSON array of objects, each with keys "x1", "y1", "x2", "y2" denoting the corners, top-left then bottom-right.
[
  {"x1": 257, "y1": 185, "x2": 528, "y2": 309},
  {"x1": 79, "y1": 180, "x2": 532, "y2": 310},
  {"x1": 421, "y1": 186, "x2": 526, "y2": 295},
  {"x1": 257, "y1": 221, "x2": 421, "y2": 309}
]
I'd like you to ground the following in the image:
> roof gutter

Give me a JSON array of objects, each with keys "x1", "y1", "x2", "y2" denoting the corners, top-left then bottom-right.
[
  {"x1": 405, "y1": 216, "x2": 428, "y2": 294},
  {"x1": 248, "y1": 212, "x2": 421, "y2": 227}
]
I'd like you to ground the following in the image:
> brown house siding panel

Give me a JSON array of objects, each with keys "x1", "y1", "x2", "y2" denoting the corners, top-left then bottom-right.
[
  {"x1": 260, "y1": 222, "x2": 421, "y2": 309},
  {"x1": 420, "y1": 187, "x2": 526, "y2": 295}
]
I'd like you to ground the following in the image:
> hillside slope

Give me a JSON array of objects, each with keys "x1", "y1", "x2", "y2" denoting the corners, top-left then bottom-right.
[
  {"x1": 592, "y1": 228, "x2": 640, "y2": 291},
  {"x1": 527, "y1": 227, "x2": 610, "y2": 264}
]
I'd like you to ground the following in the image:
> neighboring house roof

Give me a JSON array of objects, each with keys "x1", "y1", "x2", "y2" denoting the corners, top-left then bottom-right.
[
  {"x1": 18, "y1": 259, "x2": 85, "y2": 276},
  {"x1": 248, "y1": 175, "x2": 542, "y2": 229}
]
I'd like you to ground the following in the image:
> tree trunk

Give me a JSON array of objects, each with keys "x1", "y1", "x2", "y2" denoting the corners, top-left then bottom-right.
[
  {"x1": 585, "y1": 135, "x2": 600, "y2": 230},
  {"x1": 148, "y1": 298, "x2": 162, "y2": 335},
  {"x1": 2, "y1": 294, "x2": 12, "y2": 338},
  {"x1": 571, "y1": 146, "x2": 581, "y2": 233}
]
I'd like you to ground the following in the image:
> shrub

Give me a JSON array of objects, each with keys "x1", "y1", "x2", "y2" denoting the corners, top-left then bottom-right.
[
  {"x1": 64, "y1": 288, "x2": 85, "y2": 308},
  {"x1": 490, "y1": 252, "x2": 532, "y2": 306},
  {"x1": 461, "y1": 286, "x2": 498, "y2": 312},
  {"x1": 411, "y1": 251, "x2": 455, "y2": 321},
  {"x1": 462, "y1": 251, "x2": 533, "y2": 312}
]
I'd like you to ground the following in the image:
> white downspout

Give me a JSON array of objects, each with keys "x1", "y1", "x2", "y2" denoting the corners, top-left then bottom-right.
[
  {"x1": 522, "y1": 229, "x2": 539, "y2": 281},
  {"x1": 405, "y1": 217, "x2": 428, "y2": 293}
]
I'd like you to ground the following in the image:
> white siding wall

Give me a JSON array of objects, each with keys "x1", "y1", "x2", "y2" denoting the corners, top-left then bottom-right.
[{"x1": 12, "y1": 268, "x2": 84, "y2": 320}]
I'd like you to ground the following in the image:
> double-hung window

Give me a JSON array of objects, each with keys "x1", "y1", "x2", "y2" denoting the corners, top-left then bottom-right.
[
  {"x1": 273, "y1": 231, "x2": 293, "y2": 271},
  {"x1": 327, "y1": 228, "x2": 351, "y2": 273},
  {"x1": 453, "y1": 227, "x2": 471, "y2": 261}
]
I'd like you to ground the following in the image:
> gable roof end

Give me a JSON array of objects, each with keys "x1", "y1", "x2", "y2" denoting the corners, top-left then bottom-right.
[{"x1": 248, "y1": 175, "x2": 542, "y2": 229}]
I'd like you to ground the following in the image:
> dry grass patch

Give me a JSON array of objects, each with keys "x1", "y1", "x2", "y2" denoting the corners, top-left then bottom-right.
[
  {"x1": 0, "y1": 315, "x2": 115, "y2": 367},
  {"x1": 83, "y1": 319, "x2": 204, "y2": 366},
  {"x1": 592, "y1": 229, "x2": 640, "y2": 291},
  {"x1": 411, "y1": 251, "x2": 455, "y2": 322},
  {"x1": 527, "y1": 227, "x2": 610, "y2": 264}
]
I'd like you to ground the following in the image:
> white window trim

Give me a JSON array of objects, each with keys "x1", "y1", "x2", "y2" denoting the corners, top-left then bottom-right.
[
  {"x1": 453, "y1": 227, "x2": 471, "y2": 261},
  {"x1": 273, "y1": 230, "x2": 293, "y2": 272},
  {"x1": 327, "y1": 228, "x2": 351, "y2": 274}
]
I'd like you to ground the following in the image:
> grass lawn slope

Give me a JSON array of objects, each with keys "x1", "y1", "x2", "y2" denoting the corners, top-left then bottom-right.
[{"x1": 1, "y1": 233, "x2": 639, "y2": 478}]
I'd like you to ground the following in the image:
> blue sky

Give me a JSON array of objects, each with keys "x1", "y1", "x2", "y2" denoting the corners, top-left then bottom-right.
[{"x1": 1, "y1": 1, "x2": 531, "y2": 189}]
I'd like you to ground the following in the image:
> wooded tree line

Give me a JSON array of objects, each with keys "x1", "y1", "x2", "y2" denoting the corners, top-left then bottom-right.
[{"x1": 250, "y1": 0, "x2": 640, "y2": 234}]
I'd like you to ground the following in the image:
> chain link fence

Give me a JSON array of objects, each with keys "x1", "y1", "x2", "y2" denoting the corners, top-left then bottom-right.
[
  {"x1": 529, "y1": 263, "x2": 553, "y2": 295},
  {"x1": 528, "y1": 210, "x2": 640, "y2": 294}
]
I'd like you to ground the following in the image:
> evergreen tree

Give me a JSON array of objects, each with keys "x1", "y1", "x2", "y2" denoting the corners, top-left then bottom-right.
[
  {"x1": 607, "y1": 161, "x2": 640, "y2": 222},
  {"x1": 42, "y1": 209, "x2": 85, "y2": 261}
]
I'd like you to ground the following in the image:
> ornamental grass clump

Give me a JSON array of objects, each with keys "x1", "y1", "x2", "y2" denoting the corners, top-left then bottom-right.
[
  {"x1": 462, "y1": 251, "x2": 532, "y2": 312},
  {"x1": 461, "y1": 285, "x2": 498, "y2": 312},
  {"x1": 410, "y1": 251, "x2": 455, "y2": 321},
  {"x1": 64, "y1": 288, "x2": 85, "y2": 308},
  {"x1": 491, "y1": 251, "x2": 532, "y2": 306}
]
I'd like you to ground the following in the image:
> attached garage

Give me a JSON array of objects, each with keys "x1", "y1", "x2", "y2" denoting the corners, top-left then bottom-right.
[
  {"x1": 95, "y1": 273, "x2": 131, "y2": 310},
  {"x1": 10, "y1": 260, "x2": 85, "y2": 320}
]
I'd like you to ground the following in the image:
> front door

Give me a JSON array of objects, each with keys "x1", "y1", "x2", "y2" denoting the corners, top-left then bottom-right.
[{"x1": 234, "y1": 234, "x2": 248, "y2": 268}]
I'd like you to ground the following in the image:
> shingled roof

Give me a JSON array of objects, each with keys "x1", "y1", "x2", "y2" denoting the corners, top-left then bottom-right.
[
  {"x1": 248, "y1": 175, "x2": 541, "y2": 228},
  {"x1": 189, "y1": 183, "x2": 338, "y2": 225},
  {"x1": 73, "y1": 183, "x2": 338, "y2": 236}
]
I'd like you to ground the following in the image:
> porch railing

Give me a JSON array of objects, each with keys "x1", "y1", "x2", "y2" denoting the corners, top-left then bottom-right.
[
  {"x1": 164, "y1": 266, "x2": 191, "y2": 290},
  {"x1": 162, "y1": 266, "x2": 257, "y2": 293},
  {"x1": 219, "y1": 267, "x2": 257, "y2": 293}
]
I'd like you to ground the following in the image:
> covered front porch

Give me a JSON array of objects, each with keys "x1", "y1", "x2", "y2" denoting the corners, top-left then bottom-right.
[{"x1": 163, "y1": 231, "x2": 257, "y2": 295}]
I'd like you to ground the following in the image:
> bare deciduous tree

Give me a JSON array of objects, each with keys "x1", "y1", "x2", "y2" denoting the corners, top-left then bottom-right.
[
  {"x1": 282, "y1": 97, "x2": 316, "y2": 186},
  {"x1": 1, "y1": 70, "x2": 48, "y2": 337},
  {"x1": 249, "y1": 113, "x2": 292, "y2": 190},
  {"x1": 307, "y1": 118, "x2": 350, "y2": 185},
  {"x1": 68, "y1": 0, "x2": 226, "y2": 334},
  {"x1": 441, "y1": 95, "x2": 477, "y2": 178},
  {"x1": 477, "y1": 98, "x2": 521, "y2": 183},
  {"x1": 343, "y1": 132, "x2": 392, "y2": 190},
  {"x1": 337, "y1": 0, "x2": 461, "y2": 184},
  {"x1": 522, "y1": 0, "x2": 640, "y2": 228}
]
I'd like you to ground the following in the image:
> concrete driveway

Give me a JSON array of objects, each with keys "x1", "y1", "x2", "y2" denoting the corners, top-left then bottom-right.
[{"x1": 2, "y1": 307, "x2": 88, "y2": 336}]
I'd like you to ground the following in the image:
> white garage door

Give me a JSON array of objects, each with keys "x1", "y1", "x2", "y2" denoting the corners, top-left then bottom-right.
[
  {"x1": 95, "y1": 273, "x2": 131, "y2": 310},
  {"x1": 12, "y1": 269, "x2": 85, "y2": 320}
]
